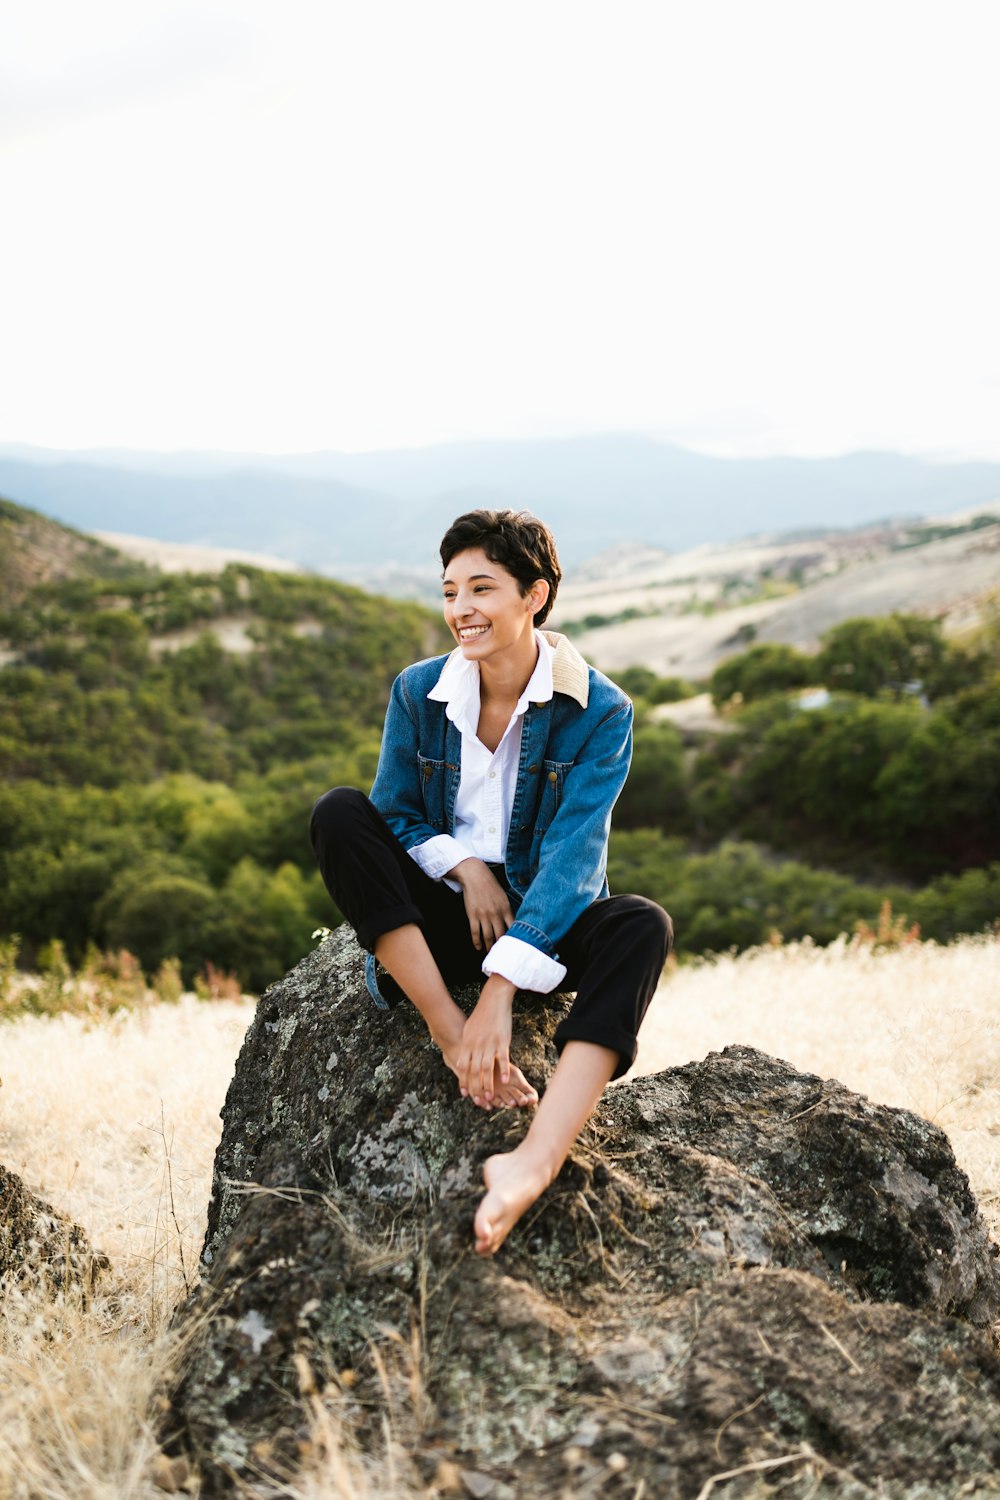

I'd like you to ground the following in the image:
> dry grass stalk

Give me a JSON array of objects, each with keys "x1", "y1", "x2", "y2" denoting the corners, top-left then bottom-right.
[{"x1": 694, "y1": 1448, "x2": 813, "y2": 1500}]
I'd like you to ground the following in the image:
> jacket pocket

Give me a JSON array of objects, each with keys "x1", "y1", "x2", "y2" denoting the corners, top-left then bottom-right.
[
  {"x1": 417, "y1": 754, "x2": 448, "y2": 830},
  {"x1": 534, "y1": 758, "x2": 572, "y2": 834}
]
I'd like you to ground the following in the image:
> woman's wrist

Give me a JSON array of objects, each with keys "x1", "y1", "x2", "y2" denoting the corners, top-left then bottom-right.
[{"x1": 480, "y1": 972, "x2": 517, "y2": 1005}]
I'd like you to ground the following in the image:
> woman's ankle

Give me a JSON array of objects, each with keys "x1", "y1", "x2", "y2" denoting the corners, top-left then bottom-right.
[
  {"x1": 434, "y1": 1021, "x2": 466, "y2": 1068},
  {"x1": 497, "y1": 1138, "x2": 561, "y2": 1191}
]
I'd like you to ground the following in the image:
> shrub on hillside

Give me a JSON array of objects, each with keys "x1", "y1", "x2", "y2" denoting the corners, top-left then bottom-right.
[
  {"x1": 815, "y1": 614, "x2": 946, "y2": 698},
  {"x1": 615, "y1": 724, "x2": 689, "y2": 831},
  {"x1": 100, "y1": 870, "x2": 221, "y2": 978},
  {"x1": 910, "y1": 865, "x2": 1000, "y2": 943},
  {"x1": 710, "y1": 643, "x2": 816, "y2": 707},
  {"x1": 606, "y1": 832, "x2": 1000, "y2": 957},
  {"x1": 615, "y1": 666, "x2": 698, "y2": 705},
  {"x1": 607, "y1": 832, "x2": 914, "y2": 954}
]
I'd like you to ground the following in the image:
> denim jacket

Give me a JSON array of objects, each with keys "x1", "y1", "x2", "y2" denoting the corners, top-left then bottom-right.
[{"x1": 369, "y1": 632, "x2": 633, "y2": 964}]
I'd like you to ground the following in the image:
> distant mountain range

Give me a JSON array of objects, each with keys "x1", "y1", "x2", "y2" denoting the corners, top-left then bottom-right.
[{"x1": 2, "y1": 435, "x2": 1000, "y2": 583}]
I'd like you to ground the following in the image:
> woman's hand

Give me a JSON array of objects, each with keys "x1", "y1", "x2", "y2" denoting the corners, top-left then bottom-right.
[
  {"x1": 455, "y1": 975, "x2": 537, "y2": 1108},
  {"x1": 449, "y1": 858, "x2": 514, "y2": 953}
]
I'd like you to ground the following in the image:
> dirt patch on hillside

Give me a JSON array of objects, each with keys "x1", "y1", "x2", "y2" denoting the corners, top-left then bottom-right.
[
  {"x1": 563, "y1": 525, "x2": 1000, "y2": 680},
  {"x1": 95, "y1": 531, "x2": 303, "y2": 576}
]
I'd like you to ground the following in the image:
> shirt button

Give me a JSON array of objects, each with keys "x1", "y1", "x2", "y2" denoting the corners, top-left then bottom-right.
[
  {"x1": 489, "y1": 826, "x2": 496, "y2": 833},
  {"x1": 489, "y1": 771, "x2": 496, "y2": 778}
]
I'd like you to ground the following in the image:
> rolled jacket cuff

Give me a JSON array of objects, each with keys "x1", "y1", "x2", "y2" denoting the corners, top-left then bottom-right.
[{"x1": 482, "y1": 933, "x2": 567, "y2": 993}]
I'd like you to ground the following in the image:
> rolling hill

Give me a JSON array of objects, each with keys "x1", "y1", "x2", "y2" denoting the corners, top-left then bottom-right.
[
  {"x1": 0, "y1": 497, "x2": 153, "y2": 608},
  {"x1": 553, "y1": 511, "x2": 1000, "y2": 679},
  {"x1": 3, "y1": 436, "x2": 1000, "y2": 582}
]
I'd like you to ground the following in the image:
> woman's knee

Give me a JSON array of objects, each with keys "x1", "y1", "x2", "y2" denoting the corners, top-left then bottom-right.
[
  {"x1": 309, "y1": 786, "x2": 372, "y2": 848},
  {"x1": 620, "y1": 895, "x2": 674, "y2": 962}
]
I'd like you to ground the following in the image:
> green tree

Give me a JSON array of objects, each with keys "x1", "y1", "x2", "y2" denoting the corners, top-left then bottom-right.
[
  {"x1": 206, "y1": 858, "x2": 323, "y2": 988},
  {"x1": 616, "y1": 667, "x2": 697, "y2": 706},
  {"x1": 100, "y1": 869, "x2": 221, "y2": 978},
  {"x1": 913, "y1": 864, "x2": 1000, "y2": 941},
  {"x1": 731, "y1": 696, "x2": 919, "y2": 850},
  {"x1": 710, "y1": 643, "x2": 815, "y2": 707},
  {"x1": 816, "y1": 615, "x2": 946, "y2": 698},
  {"x1": 615, "y1": 724, "x2": 689, "y2": 831},
  {"x1": 875, "y1": 710, "x2": 1000, "y2": 870},
  {"x1": 607, "y1": 831, "x2": 914, "y2": 956}
]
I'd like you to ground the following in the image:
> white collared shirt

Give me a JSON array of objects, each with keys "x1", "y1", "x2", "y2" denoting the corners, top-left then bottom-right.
[{"x1": 408, "y1": 631, "x2": 568, "y2": 993}]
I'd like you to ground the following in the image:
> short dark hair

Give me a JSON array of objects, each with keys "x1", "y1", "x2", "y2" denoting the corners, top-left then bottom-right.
[{"x1": 439, "y1": 509, "x2": 562, "y2": 627}]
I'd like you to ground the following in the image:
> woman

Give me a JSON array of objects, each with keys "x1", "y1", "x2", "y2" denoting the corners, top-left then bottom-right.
[{"x1": 311, "y1": 509, "x2": 672, "y2": 1255}]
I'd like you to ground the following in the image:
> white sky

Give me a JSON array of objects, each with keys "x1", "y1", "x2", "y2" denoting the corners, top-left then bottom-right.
[{"x1": 1, "y1": 0, "x2": 998, "y2": 460}]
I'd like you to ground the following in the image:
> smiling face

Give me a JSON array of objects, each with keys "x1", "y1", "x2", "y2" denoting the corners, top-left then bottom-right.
[{"x1": 442, "y1": 547, "x2": 550, "y2": 667}]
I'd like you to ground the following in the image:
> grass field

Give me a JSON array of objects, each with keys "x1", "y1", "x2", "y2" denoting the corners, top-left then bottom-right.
[{"x1": 1, "y1": 934, "x2": 997, "y2": 1497}]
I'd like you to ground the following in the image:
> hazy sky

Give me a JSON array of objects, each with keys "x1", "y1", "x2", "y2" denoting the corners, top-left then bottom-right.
[{"x1": 2, "y1": 0, "x2": 998, "y2": 460}]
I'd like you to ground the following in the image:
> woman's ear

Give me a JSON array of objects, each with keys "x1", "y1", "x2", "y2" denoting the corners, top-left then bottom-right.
[{"x1": 528, "y1": 579, "x2": 550, "y2": 615}]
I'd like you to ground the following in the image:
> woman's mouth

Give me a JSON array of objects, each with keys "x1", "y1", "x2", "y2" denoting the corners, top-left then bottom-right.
[{"x1": 458, "y1": 625, "x2": 491, "y2": 642}]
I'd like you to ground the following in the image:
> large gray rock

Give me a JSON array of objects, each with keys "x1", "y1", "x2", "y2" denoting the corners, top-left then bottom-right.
[{"x1": 168, "y1": 927, "x2": 1000, "y2": 1496}]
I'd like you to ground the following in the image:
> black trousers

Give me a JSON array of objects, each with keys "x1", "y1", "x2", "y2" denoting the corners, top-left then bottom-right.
[{"x1": 310, "y1": 787, "x2": 673, "y2": 1078}]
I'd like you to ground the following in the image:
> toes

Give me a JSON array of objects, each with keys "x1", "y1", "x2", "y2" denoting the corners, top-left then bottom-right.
[{"x1": 474, "y1": 1213, "x2": 497, "y2": 1256}]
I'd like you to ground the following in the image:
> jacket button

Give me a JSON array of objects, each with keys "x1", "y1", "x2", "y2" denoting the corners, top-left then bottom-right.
[
  {"x1": 548, "y1": 770, "x2": 558, "y2": 783},
  {"x1": 528, "y1": 764, "x2": 539, "y2": 774}
]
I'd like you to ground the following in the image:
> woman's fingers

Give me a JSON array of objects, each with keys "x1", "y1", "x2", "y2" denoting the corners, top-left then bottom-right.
[
  {"x1": 459, "y1": 1043, "x2": 494, "y2": 1105},
  {"x1": 456, "y1": 979, "x2": 517, "y2": 1105},
  {"x1": 471, "y1": 1045, "x2": 511, "y2": 1106},
  {"x1": 459, "y1": 863, "x2": 514, "y2": 953},
  {"x1": 468, "y1": 908, "x2": 510, "y2": 953},
  {"x1": 479, "y1": 1046, "x2": 495, "y2": 1103},
  {"x1": 484, "y1": 904, "x2": 513, "y2": 951}
]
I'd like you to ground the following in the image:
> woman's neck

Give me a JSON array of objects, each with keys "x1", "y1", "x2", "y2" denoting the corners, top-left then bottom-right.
[{"x1": 478, "y1": 630, "x2": 539, "y2": 707}]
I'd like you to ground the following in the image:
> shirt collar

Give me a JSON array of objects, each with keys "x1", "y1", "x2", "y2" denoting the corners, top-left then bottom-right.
[{"x1": 428, "y1": 631, "x2": 555, "y2": 734}]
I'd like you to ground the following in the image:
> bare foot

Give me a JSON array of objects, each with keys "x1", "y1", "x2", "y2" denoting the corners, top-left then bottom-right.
[
  {"x1": 474, "y1": 1148, "x2": 554, "y2": 1255},
  {"x1": 476, "y1": 1060, "x2": 538, "y2": 1111},
  {"x1": 439, "y1": 1043, "x2": 538, "y2": 1111}
]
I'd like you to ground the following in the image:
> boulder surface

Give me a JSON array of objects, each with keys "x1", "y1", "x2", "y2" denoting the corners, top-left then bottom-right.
[
  {"x1": 1, "y1": 1160, "x2": 108, "y2": 1296},
  {"x1": 169, "y1": 927, "x2": 1000, "y2": 1496}
]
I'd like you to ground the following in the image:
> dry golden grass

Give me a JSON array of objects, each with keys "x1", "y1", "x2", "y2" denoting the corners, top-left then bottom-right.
[
  {"x1": 0, "y1": 995, "x2": 403, "y2": 1500},
  {"x1": 0, "y1": 997, "x2": 253, "y2": 1499},
  {"x1": 1, "y1": 936, "x2": 998, "y2": 1496}
]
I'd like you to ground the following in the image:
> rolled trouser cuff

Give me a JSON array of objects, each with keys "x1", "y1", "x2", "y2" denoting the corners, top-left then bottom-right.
[
  {"x1": 355, "y1": 902, "x2": 425, "y2": 954},
  {"x1": 552, "y1": 1019, "x2": 638, "y2": 1080}
]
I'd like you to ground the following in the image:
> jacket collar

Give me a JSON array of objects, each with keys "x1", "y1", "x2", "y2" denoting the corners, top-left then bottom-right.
[
  {"x1": 428, "y1": 631, "x2": 552, "y2": 729},
  {"x1": 434, "y1": 630, "x2": 589, "y2": 711},
  {"x1": 540, "y1": 630, "x2": 590, "y2": 708}
]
